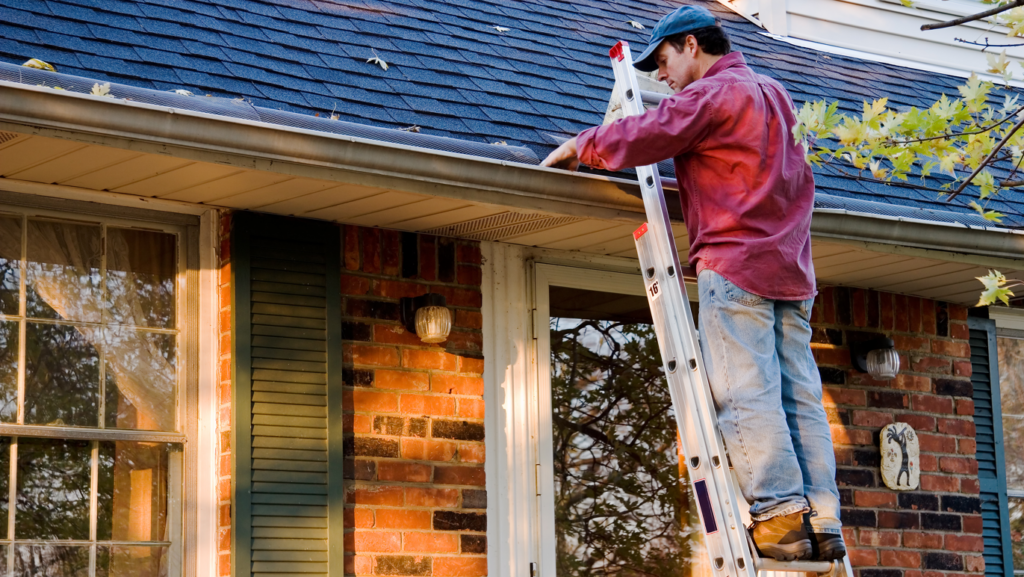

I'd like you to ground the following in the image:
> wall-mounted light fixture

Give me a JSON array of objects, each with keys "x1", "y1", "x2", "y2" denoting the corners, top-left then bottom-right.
[
  {"x1": 400, "y1": 293, "x2": 451, "y2": 344},
  {"x1": 851, "y1": 336, "x2": 900, "y2": 380}
]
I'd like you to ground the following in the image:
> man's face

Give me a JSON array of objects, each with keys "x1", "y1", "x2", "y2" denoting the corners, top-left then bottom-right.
[{"x1": 654, "y1": 37, "x2": 699, "y2": 93}]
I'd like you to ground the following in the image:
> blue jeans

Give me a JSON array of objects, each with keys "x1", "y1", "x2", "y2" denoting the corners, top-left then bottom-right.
[{"x1": 697, "y1": 270, "x2": 841, "y2": 534}]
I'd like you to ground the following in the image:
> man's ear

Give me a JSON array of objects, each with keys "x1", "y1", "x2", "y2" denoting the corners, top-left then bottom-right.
[{"x1": 687, "y1": 34, "x2": 700, "y2": 56}]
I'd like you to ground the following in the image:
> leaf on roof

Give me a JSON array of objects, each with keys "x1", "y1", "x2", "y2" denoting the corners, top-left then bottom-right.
[
  {"x1": 899, "y1": 0, "x2": 913, "y2": 6},
  {"x1": 494, "y1": 141, "x2": 508, "y2": 145},
  {"x1": 22, "y1": 58, "x2": 55, "y2": 72},
  {"x1": 170, "y1": 89, "x2": 194, "y2": 97},
  {"x1": 367, "y1": 50, "x2": 389, "y2": 71},
  {"x1": 493, "y1": 25, "x2": 510, "y2": 32},
  {"x1": 970, "y1": 201, "x2": 1005, "y2": 224},
  {"x1": 627, "y1": 20, "x2": 646, "y2": 30},
  {"x1": 91, "y1": 83, "x2": 113, "y2": 98},
  {"x1": 399, "y1": 125, "x2": 421, "y2": 132}
]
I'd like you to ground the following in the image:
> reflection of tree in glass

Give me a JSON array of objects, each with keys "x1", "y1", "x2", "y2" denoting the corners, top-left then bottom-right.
[
  {"x1": 25, "y1": 220, "x2": 103, "y2": 323},
  {"x1": 103, "y1": 331, "x2": 176, "y2": 431},
  {"x1": 97, "y1": 441, "x2": 170, "y2": 544},
  {"x1": 105, "y1": 229, "x2": 176, "y2": 329},
  {"x1": 25, "y1": 323, "x2": 99, "y2": 427},
  {"x1": 1009, "y1": 499, "x2": 1024, "y2": 572},
  {"x1": 16, "y1": 438, "x2": 91, "y2": 540},
  {"x1": 997, "y1": 338, "x2": 1024, "y2": 493},
  {"x1": 0, "y1": 321, "x2": 19, "y2": 422},
  {"x1": 551, "y1": 319, "x2": 704, "y2": 577},
  {"x1": 0, "y1": 216, "x2": 21, "y2": 316},
  {"x1": 13, "y1": 545, "x2": 89, "y2": 577}
]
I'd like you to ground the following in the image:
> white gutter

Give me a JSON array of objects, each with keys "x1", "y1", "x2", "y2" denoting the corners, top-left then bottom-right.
[{"x1": 1, "y1": 80, "x2": 1023, "y2": 261}]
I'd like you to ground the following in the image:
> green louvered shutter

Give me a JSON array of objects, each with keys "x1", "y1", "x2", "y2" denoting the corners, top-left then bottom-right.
[
  {"x1": 968, "y1": 317, "x2": 1013, "y2": 577},
  {"x1": 232, "y1": 213, "x2": 344, "y2": 577}
]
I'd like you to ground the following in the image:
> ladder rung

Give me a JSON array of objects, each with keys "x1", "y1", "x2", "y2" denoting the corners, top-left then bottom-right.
[
  {"x1": 755, "y1": 558, "x2": 836, "y2": 575},
  {"x1": 639, "y1": 89, "x2": 670, "y2": 105}
]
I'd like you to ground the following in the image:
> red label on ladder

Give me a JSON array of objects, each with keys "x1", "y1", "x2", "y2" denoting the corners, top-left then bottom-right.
[
  {"x1": 633, "y1": 222, "x2": 648, "y2": 240},
  {"x1": 609, "y1": 41, "x2": 629, "y2": 61}
]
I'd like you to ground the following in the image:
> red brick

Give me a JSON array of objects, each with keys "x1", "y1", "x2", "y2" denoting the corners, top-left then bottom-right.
[
  {"x1": 348, "y1": 345, "x2": 400, "y2": 367},
  {"x1": 449, "y1": 288, "x2": 483, "y2": 308},
  {"x1": 400, "y1": 394, "x2": 457, "y2": 417},
  {"x1": 937, "y1": 418, "x2": 975, "y2": 437},
  {"x1": 880, "y1": 292, "x2": 894, "y2": 331},
  {"x1": 401, "y1": 438, "x2": 457, "y2": 462},
  {"x1": 881, "y1": 550, "x2": 921, "y2": 568},
  {"x1": 897, "y1": 414, "x2": 936, "y2": 432},
  {"x1": 434, "y1": 465, "x2": 486, "y2": 486},
  {"x1": 831, "y1": 425, "x2": 874, "y2": 445},
  {"x1": 847, "y1": 372, "x2": 896, "y2": 388},
  {"x1": 431, "y1": 374, "x2": 485, "y2": 396},
  {"x1": 455, "y1": 309, "x2": 483, "y2": 329},
  {"x1": 853, "y1": 289, "x2": 868, "y2": 327},
  {"x1": 951, "y1": 323, "x2": 970, "y2": 340},
  {"x1": 456, "y1": 243, "x2": 482, "y2": 265},
  {"x1": 812, "y1": 346, "x2": 851, "y2": 366},
  {"x1": 918, "y1": 454, "x2": 938, "y2": 472},
  {"x1": 922, "y1": 299, "x2": 936, "y2": 335},
  {"x1": 956, "y1": 398, "x2": 974, "y2": 416},
  {"x1": 382, "y1": 229, "x2": 401, "y2": 276},
  {"x1": 852, "y1": 410, "x2": 894, "y2": 427},
  {"x1": 908, "y1": 297, "x2": 922, "y2": 332},
  {"x1": 406, "y1": 487, "x2": 460, "y2": 507},
  {"x1": 219, "y1": 552, "x2": 230, "y2": 577},
  {"x1": 961, "y1": 478, "x2": 980, "y2": 495},
  {"x1": 912, "y1": 394, "x2": 953, "y2": 414},
  {"x1": 855, "y1": 491, "x2": 897, "y2": 508},
  {"x1": 945, "y1": 534, "x2": 984, "y2": 552},
  {"x1": 963, "y1": 514, "x2": 983, "y2": 533},
  {"x1": 457, "y1": 265, "x2": 482, "y2": 286},
  {"x1": 911, "y1": 356, "x2": 951, "y2": 374},
  {"x1": 361, "y1": 228, "x2": 381, "y2": 274},
  {"x1": 378, "y1": 462, "x2": 433, "y2": 483},
  {"x1": 376, "y1": 280, "x2": 428, "y2": 299},
  {"x1": 350, "y1": 555, "x2": 373, "y2": 575},
  {"x1": 903, "y1": 531, "x2": 943, "y2": 549},
  {"x1": 848, "y1": 549, "x2": 878, "y2": 567},
  {"x1": 344, "y1": 225, "x2": 360, "y2": 271},
  {"x1": 445, "y1": 330, "x2": 483, "y2": 354},
  {"x1": 342, "y1": 274, "x2": 371, "y2": 296},
  {"x1": 894, "y1": 374, "x2": 932, "y2": 392},
  {"x1": 894, "y1": 335, "x2": 930, "y2": 352},
  {"x1": 458, "y1": 443, "x2": 485, "y2": 464},
  {"x1": 374, "y1": 324, "x2": 425, "y2": 346},
  {"x1": 419, "y1": 235, "x2": 437, "y2": 281},
  {"x1": 351, "y1": 414, "x2": 374, "y2": 434},
  {"x1": 348, "y1": 486, "x2": 404, "y2": 506},
  {"x1": 921, "y1": 474, "x2": 958, "y2": 492},
  {"x1": 345, "y1": 508, "x2": 375, "y2": 529},
  {"x1": 346, "y1": 390, "x2": 400, "y2": 413},
  {"x1": 958, "y1": 438, "x2": 976, "y2": 455},
  {"x1": 345, "y1": 530, "x2": 402, "y2": 552},
  {"x1": 931, "y1": 339, "x2": 970, "y2": 358},
  {"x1": 403, "y1": 349, "x2": 459, "y2": 371},
  {"x1": 434, "y1": 557, "x2": 488, "y2": 577},
  {"x1": 459, "y1": 357, "x2": 485, "y2": 374},
  {"x1": 858, "y1": 529, "x2": 900, "y2": 547},
  {"x1": 824, "y1": 387, "x2": 867, "y2": 406},
  {"x1": 965, "y1": 555, "x2": 985, "y2": 573},
  {"x1": 822, "y1": 286, "x2": 836, "y2": 323},
  {"x1": 375, "y1": 509, "x2": 432, "y2": 530},
  {"x1": 939, "y1": 456, "x2": 978, "y2": 475},
  {"x1": 918, "y1": 433, "x2": 956, "y2": 454},
  {"x1": 458, "y1": 398, "x2": 485, "y2": 419},
  {"x1": 895, "y1": 294, "x2": 909, "y2": 331},
  {"x1": 374, "y1": 369, "x2": 430, "y2": 391},
  {"x1": 404, "y1": 531, "x2": 460, "y2": 553}
]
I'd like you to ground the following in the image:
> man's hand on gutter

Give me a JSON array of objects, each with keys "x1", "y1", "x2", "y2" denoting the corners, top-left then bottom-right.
[{"x1": 541, "y1": 137, "x2": 579, "y2": 171}]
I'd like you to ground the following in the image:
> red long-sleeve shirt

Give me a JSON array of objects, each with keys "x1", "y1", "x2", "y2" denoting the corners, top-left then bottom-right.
[{"x1": 578, "y1": 52, "x2": 816, "y2": 300}]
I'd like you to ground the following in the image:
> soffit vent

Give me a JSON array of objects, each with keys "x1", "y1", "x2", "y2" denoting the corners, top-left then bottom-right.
[
  {"x1": 0, "y1": 132, "x2": 20, "y2": 146},
  {"x1": 423, "y1": 211, "x2": 583, "y2": 242}
]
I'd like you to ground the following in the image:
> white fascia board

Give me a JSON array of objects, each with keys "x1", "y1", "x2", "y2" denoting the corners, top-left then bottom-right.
[{"x1": 989, "y1": 306, "x2": 1024, "y2": 330}]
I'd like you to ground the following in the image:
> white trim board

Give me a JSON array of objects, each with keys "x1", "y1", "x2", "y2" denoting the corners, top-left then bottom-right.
[{"x1": 989, "y1": 306, "x2": 1024, "y2": 331}]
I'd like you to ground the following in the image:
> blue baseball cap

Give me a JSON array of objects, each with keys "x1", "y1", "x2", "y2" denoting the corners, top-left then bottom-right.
[{"x1": 632, "y1": 5, "x2": 718, "y2": 72}]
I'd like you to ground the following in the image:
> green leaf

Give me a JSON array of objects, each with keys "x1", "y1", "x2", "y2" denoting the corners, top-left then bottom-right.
[
  {"x1": 975, "y1": 170, "x2": 996, "y2": 199},
  {"x1": 977, "y1": 270, "x2": 1014, "y2": 306}
]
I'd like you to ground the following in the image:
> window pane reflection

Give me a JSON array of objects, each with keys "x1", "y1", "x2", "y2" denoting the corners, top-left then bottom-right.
[
  {"x1": 0, "y1": 321, "x2": 18, "y2": 423},
  {"x1": 104, "y1": 331, "x2": 176, "y2": 432},
  {"x1": 16, "y1": 438, "x2": 92, "y2": 540},
  {"x1": 105, "y1": 228, "x2": 176, "y2": 329},
  {"x1": 97, "y1": 441, "x2": 172, "y2": 542},
  {"x1": 13, "y1": 545, "x2": 89, "y2": 577},
  {"x1": 26, "y1": 220, "x2": 102, "y2": 323},
  {"x1": 24, "y1": 323, "x2": 100, "y2": 428},
  {"x1": 97, "y1": 545, "x2": 170, "y2": 577},
  {"x1": 550, "y1": 288, "x2": 706, "y2": 577},
  {"x1": 1010, "y1": 497, "x2": 1023, "y2": 572},
  {"x1": 0, "y1": 216, "x2": 21, "y2": 315}
]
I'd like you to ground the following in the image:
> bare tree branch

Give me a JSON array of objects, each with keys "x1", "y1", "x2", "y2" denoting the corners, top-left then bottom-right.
[
  {"x1": 947, "y1": 113, "x2": 1024, "y2": 201},
  {"x1": 921, "y1": 0, "x2": 1024, "y2": 31}
]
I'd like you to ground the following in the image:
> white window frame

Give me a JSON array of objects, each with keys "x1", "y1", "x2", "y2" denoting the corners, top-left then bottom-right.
[{"x1": 0, "y1": 187, "x2": 219, "y2": 577}]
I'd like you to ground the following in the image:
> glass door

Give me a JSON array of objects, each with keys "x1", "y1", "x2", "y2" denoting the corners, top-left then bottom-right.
[{"x1": 535, "y1": 265, "x2": 709, "y2": 577}]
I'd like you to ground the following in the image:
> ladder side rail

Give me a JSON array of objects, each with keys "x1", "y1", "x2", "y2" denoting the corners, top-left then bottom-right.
[{"x1": 609, "y1": 41, "x2": 755, "y2": 577}]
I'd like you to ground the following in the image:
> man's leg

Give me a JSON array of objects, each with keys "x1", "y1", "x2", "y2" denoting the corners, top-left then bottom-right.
[
  {"x1": 697, "y1": 271, "x2": 811, "y2": 559},
  {"x1": 775, "y1": 297, "x2": 845, "y2": 559}
]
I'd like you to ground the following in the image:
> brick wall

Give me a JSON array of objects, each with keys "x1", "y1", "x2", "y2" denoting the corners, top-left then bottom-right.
[
  {"x1": 218, "y1": 211, "x2": 233, "y2": 577},
  {"x1": 340, "y1": 225, "x2": 486, "y2": 577},
  {"x1": 811, "y1": 286, "x2": 983, "y2": 577}
]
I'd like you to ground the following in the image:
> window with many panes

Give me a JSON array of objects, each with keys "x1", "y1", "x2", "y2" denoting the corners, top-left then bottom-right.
[
  {"x1": 0, "y1": 202, "x2": 192, "y2": 577},
  {"x1": 996, "y1": 334, "x2": 1024, "y2": 574}
]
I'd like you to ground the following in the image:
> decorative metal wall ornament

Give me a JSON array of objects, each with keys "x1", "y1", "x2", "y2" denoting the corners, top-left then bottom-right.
[{"x1": 880, "y1": 423, "x2": 920, "y2": 490}]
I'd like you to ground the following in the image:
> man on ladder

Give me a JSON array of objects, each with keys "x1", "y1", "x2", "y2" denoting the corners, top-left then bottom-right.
[{"x1": 541, "y1": 5, "x2": 846, "y2": 563}]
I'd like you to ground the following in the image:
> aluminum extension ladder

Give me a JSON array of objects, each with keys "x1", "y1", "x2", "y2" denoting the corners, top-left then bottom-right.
[{"x1": 608, "y1": 40, "x2": 855, "y2": 577}]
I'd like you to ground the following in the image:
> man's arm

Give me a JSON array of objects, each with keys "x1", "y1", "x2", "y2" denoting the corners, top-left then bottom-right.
[{"x1": 541, "y1": 89, "x2": 712, "y2": 172}]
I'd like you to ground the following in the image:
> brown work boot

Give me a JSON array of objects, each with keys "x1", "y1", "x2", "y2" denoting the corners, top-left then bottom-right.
[{"x1": 749, "y1": 511, "x2": 812, "y2": 561}]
